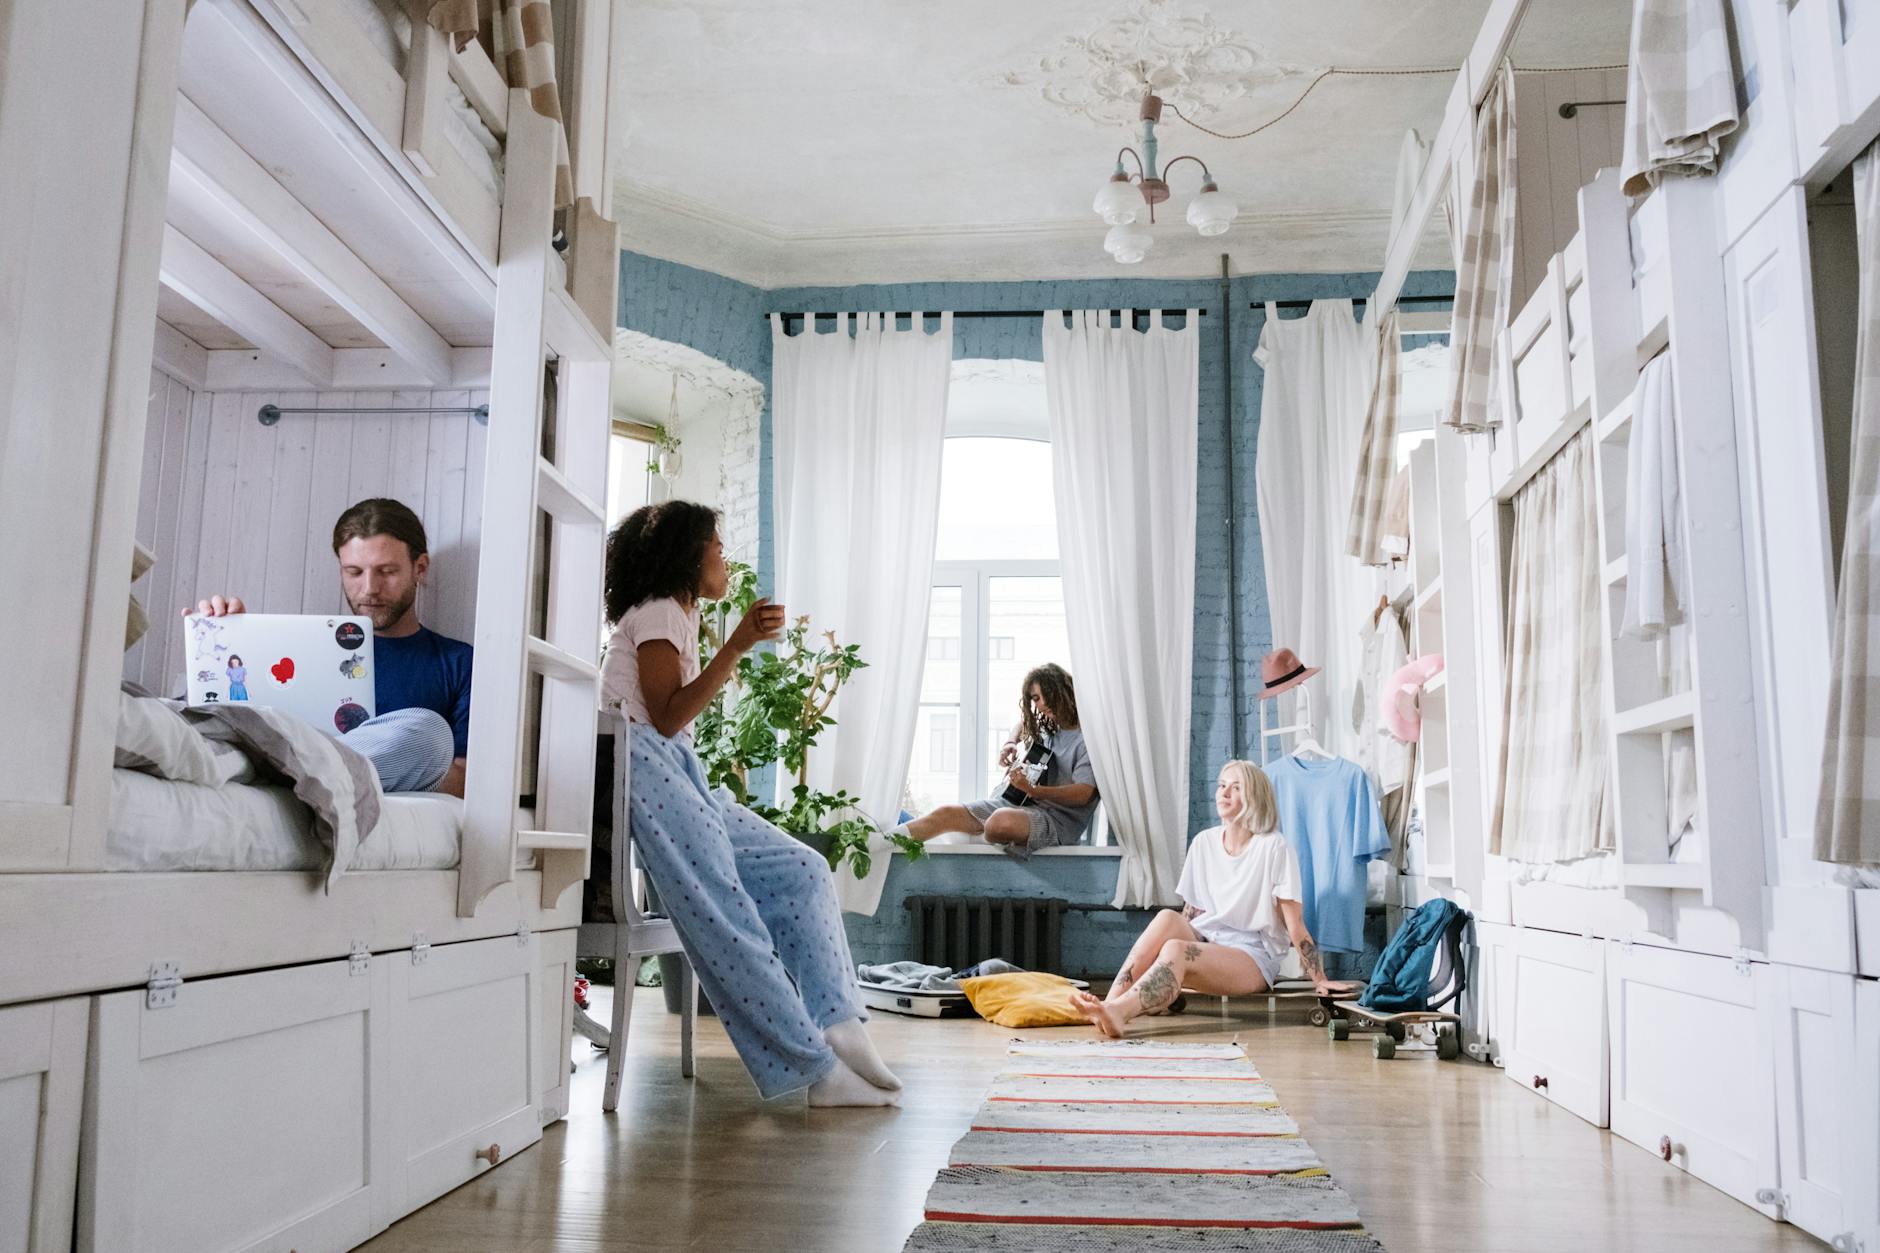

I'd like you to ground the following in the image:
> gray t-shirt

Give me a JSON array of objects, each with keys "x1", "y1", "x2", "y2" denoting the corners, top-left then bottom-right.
[{"x1": 1033, "y1": 727, "x2": 1099, "y2": 843}]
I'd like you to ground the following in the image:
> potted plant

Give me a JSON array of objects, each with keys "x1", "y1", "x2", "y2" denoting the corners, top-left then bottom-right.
[{"x1": 644, "y1": 422, "x2": 683, "y2": 481}]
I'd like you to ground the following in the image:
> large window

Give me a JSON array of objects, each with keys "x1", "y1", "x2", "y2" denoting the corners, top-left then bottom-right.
[
  {"x1": 904, "y1": 436, "x2": 1071, "y2": 815},
  {"x1": 605, "y1": 423, "x2": 657, "y2": 528}
]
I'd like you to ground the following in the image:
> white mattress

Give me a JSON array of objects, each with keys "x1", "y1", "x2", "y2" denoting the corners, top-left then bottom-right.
[
  {"x1": 108, "y1": 768, "x2": 462, "y2": 873},
  {"x1": 1502, "y1": 852, "x2": 1619, "y2": 890}
]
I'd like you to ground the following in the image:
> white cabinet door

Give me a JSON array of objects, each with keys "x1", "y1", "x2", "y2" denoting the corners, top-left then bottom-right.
[
  {"x1": 1768, "y1": 965, "x2": 1857, "y2": 1243},
  {"x1": 0, "y1": 999, "x2": 87, "y2": 1253},
  {"x1": 1849, "y1": 977, "x2": 1880, "y2": 1253},
  {"x1": 81, "y1": 959, "x2": 389, "y2": 1253},
  {"x1": 1722, "y1": 189, "x2": 1835, "y2": 881},
  {"x1": 1501, "y1": 927, "x2": 1608, "y2": 1126},
  {"x1": 1466, "y1": 921, "x2": 1519, "y2": 1066},
  {"x1": 1606, "y1": 943, "x2": 1779, "y2": 1213},
  {"x1": 536, "y1": 927, "x2": 577, "y2": 1126},
  {"x1": 384, "y1": 933, "x2": 543, "y2": 1222}
]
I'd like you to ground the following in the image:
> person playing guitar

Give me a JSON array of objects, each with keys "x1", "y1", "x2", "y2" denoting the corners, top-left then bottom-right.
[{"x1": 892, "y1": 663, "x2": 1100, "y2": 855}]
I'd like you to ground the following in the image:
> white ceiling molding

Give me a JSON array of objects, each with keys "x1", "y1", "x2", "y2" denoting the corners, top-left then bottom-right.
[
  {"x1": 613, "y1": 181, "x2": 1448, "y2": 288},
  {"x1": 995, "y1": 0, "x2": 1313, "y2": 128}
]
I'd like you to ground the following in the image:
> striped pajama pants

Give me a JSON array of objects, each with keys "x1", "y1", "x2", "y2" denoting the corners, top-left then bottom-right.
[{"x1": 627, "y1": 723, "x2": 863, "y2": 1099}]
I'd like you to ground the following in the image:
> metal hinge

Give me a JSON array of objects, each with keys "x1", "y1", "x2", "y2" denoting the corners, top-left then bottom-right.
[
  {"x1": 1754, "y1": 1187, "x2": 1789, "y2": 1216},
  {"x1": 1734, "y1": 952, "x2": 1754, "y2": 977},
  {"x1": 146, "y1": 961, "x2": 182, "y2": 1009},
  {"x1": 1829, "y1": 1232, "x2": 1860, "y2": 1253},
  {"x1": 516, "y1": 923, "x2": 532, "y2": 947},
  {"x1": 349, "y1": 942, "x2": 370, "y2": 976},
  {"x1": 411, "y1": 932, "x2": 431, "y2": 966}
]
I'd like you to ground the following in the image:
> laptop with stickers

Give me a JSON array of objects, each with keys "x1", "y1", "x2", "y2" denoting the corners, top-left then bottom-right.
[{"x1": 181, "y1": 613, "x2": 376, "y2": 737}]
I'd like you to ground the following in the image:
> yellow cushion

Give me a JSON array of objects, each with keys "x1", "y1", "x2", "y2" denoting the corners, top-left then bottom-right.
[{"x1": 957, "y1": 971, "x2": 1087, "y2": 1028}]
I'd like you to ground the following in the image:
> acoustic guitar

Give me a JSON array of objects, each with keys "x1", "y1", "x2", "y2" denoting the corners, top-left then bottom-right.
[{"x1": 1001, "y1": 739, "x2": 1052, "y2": 806}]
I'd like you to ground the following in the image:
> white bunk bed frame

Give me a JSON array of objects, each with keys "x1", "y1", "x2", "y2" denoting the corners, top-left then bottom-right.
[
  {"x1": 2, "y1": 3, "x2": 626, "y2": 1248},
  {"x1": 1369, "y1": 3, "x2": 1880, "y2": 1246}
]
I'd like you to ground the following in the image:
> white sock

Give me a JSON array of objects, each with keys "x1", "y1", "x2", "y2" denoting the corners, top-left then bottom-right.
[
  {"x1": 889, "y1": 822, "x2": 912, "y2": 839},
  {"x1": 807, "y1": 1055, "x2": 901, "y2": 1107},
  {"x1": 825, "y1": 1018, "x2": 901, "y2": 1090}
]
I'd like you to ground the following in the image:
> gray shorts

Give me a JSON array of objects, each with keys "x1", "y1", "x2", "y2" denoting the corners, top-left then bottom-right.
[{"x1": 962, "y1": 799, "x2": 1080, "y2": 854}]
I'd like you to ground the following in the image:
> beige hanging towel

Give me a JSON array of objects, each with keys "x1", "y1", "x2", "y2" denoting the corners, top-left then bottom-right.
[
  {"x1": 1443, "y1": 64, "x2": 1515, "y2": 434},
  {"x1": 425, "y1": 0, "x2": 574, "y2": 207},
  {"x1": 1346, "y1": 311, "x2": 1401, "y2": 566},
  {"x1": 1817, "y1": 140, "x2": 1880, "y2": 866},
  {"x1": 1619, "y1": 0, "x2": 1740, "y2": 197}
]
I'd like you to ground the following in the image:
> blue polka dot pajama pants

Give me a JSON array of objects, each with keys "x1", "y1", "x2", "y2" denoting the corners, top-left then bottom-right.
[{"x1": 627, "y1": 724, "x2": 864, "y2": 1099}]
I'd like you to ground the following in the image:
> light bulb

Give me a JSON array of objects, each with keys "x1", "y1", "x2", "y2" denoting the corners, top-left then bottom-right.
[
  {"x1": 1186, "y1": 184, "x2": 1238, "y2": 237},
  {"x1": 1103, "y1": 223, "x2": 1152, "y2": 264},
  {"x1": 1093, "y1": 177, "x2": 1141, "y2": 226}
]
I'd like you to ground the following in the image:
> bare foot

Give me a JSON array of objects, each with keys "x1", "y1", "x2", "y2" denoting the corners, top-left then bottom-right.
[{"x1": 1070, "y1": 989, "x2": 1125, "y2": 1039}]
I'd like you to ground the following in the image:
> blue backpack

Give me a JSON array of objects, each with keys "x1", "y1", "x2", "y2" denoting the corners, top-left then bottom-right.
[{"x1": 1359, "y1": 899, "x2": 1472, "y2": 1014}]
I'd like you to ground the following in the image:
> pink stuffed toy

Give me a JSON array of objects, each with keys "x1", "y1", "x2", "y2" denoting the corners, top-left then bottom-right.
[{"x1": 1382, "y1": 654, "x2": 1445, "y2": 742}]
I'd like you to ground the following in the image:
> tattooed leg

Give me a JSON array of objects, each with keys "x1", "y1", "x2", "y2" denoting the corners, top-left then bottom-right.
[
  {"x1": 1135, "y1": 962, "x2": 1179, "y2": 1014},
  {"x1": 1109, "y1": 910, "x2": 1198, "y2": 1004}
]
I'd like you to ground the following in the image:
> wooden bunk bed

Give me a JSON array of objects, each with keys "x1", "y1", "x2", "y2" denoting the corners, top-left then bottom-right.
[{"x1": 1, "y1": 3, "x2": 625, "y2": 1250}]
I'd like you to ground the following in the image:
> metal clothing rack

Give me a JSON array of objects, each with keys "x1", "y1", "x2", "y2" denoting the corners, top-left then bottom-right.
[
  {"x1": 1258, "y1": 681, "x2": 1316, "y2": 767},
  {"x1": 256, "y1": 402, "x2": 489, "y2": 426}
]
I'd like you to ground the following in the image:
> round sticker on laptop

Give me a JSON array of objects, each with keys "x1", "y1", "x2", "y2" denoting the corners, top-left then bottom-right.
[
  {"x1": 334, "y1": 622, "x2": 365, "y2": 649},
  {"x1": 334, "y1": 701, "x2": 370, "y2": 734},
  {"x1": 269, "y1": 657, "x2": 296, "y2": 686}
]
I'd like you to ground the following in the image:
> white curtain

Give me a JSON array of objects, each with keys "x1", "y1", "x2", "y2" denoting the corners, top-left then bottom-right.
[
  {"x1": 1254, "y1": 299, "x2": 1375, "y2": 756},
  {"x1": 771, "y1": 312, "x2": 953, "y2": 913},
  {"x1": 1042, "y1": 310, "x2": 1199, "y2": 908}
]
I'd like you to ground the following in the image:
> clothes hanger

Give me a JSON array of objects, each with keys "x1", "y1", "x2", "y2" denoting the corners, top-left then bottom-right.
[
  {"x1": 1290, "y1": 732, "x2": 1335, "y2": 761},
  {"x1": 1372, "y1": 594, "x2": 1391, "y2": 627}
]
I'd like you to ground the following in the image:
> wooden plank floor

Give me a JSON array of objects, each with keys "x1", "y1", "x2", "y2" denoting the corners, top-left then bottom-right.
[{"x1": 359, "y1": 986, "x2": 1825, "y2": 1252}]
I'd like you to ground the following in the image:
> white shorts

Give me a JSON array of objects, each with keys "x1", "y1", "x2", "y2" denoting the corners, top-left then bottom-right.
[{"x1": 1199, "y1": 933, "x2": 1282, "y2": 988}]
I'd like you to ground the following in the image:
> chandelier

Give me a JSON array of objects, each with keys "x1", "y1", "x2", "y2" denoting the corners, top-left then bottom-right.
[{"x1": 1091, "y1": 87, "x2": 1238, "y2": 263}]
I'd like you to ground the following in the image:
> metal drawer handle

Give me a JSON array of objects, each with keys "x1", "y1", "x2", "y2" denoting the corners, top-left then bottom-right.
[{"x1": 476, "y1": 1143, "x2": 503, "y2": 1166}]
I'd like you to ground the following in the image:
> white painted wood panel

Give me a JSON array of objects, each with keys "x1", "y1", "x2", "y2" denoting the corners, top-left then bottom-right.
[
  {"x1": 1850, "y1": 977, "x2": 1880, "y2": 1252},
  {"x1": 1768, "y1": 965, "x2": 1856, "y2": 1243},
  {"x1": 80, "y1": 959, "x2": 391, "y2": 1253},
  {"x1": 1509, "y1": 68, "x2": 1627, "y2": 316},
  {"x1": 1501, "y1": 927, "x2": 1609, "y2": 1126},
  {"x1": 127, "y1": 375, "x2": 490, "y2": 694},
  {"x1": 536, "y1": 928, "x2": 577, "y2": 1126},
  {"x1": 1606, "y1": 943, "x2": 1779, "y2": 1214},
  {"x1": 0, "y1": 1000, "x2": 87, "y2": 1253}
]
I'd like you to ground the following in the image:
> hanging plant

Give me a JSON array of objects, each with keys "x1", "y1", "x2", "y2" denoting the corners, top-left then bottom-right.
[
  {"x1": 692, "y1": 560, "x2": 924, "y2": 879},
  {"x1": 646, "y1": 374, "x2": 685, "y2": 479}
]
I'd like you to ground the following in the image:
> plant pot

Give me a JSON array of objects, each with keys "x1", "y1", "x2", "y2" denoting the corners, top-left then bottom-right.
[{"x1": 656, "y1": 448, "x2": 683, "y2": 480}]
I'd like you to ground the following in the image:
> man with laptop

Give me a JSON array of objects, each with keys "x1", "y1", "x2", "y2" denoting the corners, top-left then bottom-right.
[{"x1": 185, "y1": 498, "x2": 472, "y2": 797}]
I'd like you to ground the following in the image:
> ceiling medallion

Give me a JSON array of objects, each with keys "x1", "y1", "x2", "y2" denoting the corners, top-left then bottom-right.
[{"x1": 1002, "y1": 0, "x2": 1314, "y2": 129}]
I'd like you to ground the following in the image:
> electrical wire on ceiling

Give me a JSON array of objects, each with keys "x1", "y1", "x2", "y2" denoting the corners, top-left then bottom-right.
[{"x1": 1166, "y1": 62, "x2": 1630, "y2": 142}]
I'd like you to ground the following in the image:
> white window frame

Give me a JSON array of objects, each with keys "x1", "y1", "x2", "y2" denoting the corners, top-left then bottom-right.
[{"x1": 930, "y1": 557, "x2": 1062, "y2": 803}]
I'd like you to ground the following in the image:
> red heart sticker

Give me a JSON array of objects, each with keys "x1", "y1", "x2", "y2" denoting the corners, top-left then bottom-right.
[{"x1": 271, "y1": 657, "x2": 296, "y2": 684}]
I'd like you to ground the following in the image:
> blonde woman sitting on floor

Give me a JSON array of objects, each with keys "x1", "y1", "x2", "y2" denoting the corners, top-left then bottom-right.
[{"x1": 1073, "y1": 760, "x2": 1352, "y2": 1038}]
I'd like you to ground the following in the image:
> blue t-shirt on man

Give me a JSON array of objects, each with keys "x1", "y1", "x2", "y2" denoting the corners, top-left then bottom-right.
[{"x1": 374, "y1": 625, "x2": 474, "y2": 758}]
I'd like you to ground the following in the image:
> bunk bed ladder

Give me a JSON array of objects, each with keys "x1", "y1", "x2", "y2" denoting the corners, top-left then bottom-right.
[{"x1": 459, "y1": 94, "x2": 616, "y2": 917}]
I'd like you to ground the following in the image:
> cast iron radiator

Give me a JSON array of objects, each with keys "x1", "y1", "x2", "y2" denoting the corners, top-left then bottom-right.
[{"x1": 905, "y1": 895, "x2": 1067, "y2": 974}]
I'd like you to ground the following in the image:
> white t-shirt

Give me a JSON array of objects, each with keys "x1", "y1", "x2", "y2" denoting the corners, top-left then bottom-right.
[
  {"x1": 1175, "y1": 826, "x2": 1304, "y2": 968},
  {"x1": 600, "y1": 597, "x2": 700, "y2": 739}
]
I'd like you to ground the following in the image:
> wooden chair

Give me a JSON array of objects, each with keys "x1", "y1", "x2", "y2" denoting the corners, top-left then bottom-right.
[{"x1": 576, "y1": 711, "x2": 697, "y2": 1112}]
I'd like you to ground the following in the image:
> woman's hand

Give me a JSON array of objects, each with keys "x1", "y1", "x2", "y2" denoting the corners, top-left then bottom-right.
[
  {"x1": 186, "y1": 594, "x2": 246, "y2": 617},
  {"x1": 727, "y1": 598, "x2": 786, "y2": 654},
  {"x1": 1005, "y1": 766, "x2": 1036, "y2": 796},
  {"x1": 998, "y1": 741, "x2": 1020, "y2": 769}
]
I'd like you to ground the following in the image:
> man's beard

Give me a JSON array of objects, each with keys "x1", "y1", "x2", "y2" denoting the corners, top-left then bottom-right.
[{"x1": 348, "y1": 586, "x2": 417, "y2": 631}]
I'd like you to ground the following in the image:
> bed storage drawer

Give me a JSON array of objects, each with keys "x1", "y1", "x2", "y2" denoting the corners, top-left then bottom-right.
[
  {"x1": 1606, "y1": 942, "x2": 1778, "y2": 1214},
  {"x1": 0, "y1": 999, "x2": 87, "y2": 1253},
  {"x1": 80, "y1": 958, "x2": 389, "y2": 1253},
  {"x1": 1500, "y1": 927, "x2": 1608, "y2": 1125},
  {"x1": 384, "y1": 933, "x2": 543, "y2": 1220},
  {"x1": 1768, "y1": 965, "x2": 1857, "y2": 1244},
  {"x1": 535, "y1": 928, "x2": 577, "y2": 1126},
  {"x1": 1849, "y1": 977, "x2": 1880, "y2": 1253}
]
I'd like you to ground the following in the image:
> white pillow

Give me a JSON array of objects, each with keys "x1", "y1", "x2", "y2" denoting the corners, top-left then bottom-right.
[{"x1": 115, "y1": 692, "x2": 249, "y2": 785}]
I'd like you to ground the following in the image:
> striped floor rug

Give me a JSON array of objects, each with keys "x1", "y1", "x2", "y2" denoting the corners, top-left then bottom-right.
[{"x1": 903, "y1": 1039, "x2": 1386, "y2": 1251}]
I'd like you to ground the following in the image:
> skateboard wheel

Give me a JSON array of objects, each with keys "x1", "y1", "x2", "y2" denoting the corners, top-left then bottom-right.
[
  {"x1": 1328, "y1": 1019, "x2": 1350, "y2": 1041},
  {"x1": 1437, "y1": 1027, "x2": 1462, "y2": 1061},
  {"x1": 1308, "y1": 1007, "x2": 1328, "y2": 1027},
  {"x1": 1372, "y1": 1035, "x2": 1396, "y2": 1060},
  {"x1": 1386, "y1": 1022, "x2": 1407, "y2": 1043}
]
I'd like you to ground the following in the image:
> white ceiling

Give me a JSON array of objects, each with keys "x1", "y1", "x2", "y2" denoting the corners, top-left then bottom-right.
[{"x1": 613, "y1": 0, "x2": 1632, "y2": 287}]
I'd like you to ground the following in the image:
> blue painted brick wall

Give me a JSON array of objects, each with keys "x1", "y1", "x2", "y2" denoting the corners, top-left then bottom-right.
[{"x1": 618, "y1": 252, "x2": 1452, "y2": 968}]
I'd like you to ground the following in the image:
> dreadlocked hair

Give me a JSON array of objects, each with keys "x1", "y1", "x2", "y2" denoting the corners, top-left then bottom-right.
[
  {"x1": 1019, "y1": 663, "x2": 1078, "y2": 741},
  {"x1": 603, "y1": 500, "x2": 719, "y2": 625}
]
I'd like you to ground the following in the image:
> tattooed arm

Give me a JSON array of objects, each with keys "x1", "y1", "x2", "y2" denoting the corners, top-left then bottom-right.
[{"x1": 1278, "y1": 898, "x2": 1331, "y2": 992}]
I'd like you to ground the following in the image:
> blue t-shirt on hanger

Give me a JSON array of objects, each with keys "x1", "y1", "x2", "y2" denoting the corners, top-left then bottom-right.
[{"x1": 1266, "y1": 754, "x2": 1392, "y2": 955}]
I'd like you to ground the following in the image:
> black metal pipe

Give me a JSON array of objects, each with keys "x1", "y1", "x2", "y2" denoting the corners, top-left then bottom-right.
[
  {"x1": 766, "y1": 308, "x2": 1209, "y2": 325},
  {"x1": 1219, "y1": 253, "x2": 1240, "y2": 759},
  {"x1": 256, "y1": 403, "x2": 489, "y2": 426}
]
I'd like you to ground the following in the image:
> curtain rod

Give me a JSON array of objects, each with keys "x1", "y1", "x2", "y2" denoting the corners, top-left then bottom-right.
[
  {"x1": 1251, "y1": 294, "x2": 1455, "y2": 312},
  {"x1": 766, "y1": 309, "x2": 1208, "y2": 323},
  {"x1": 257, "y1": 403, "x2": 489, "y2": 426}
]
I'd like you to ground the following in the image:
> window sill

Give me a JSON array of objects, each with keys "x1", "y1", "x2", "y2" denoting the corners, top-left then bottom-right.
[{"x1": 896, "y1": 844, "x2": 1122, "y2": 858}]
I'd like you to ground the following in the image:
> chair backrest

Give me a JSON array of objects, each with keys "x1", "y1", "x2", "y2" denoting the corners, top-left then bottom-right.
[{"x1": 606, "y1": 708, "x2": 660, "y2": 929}]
